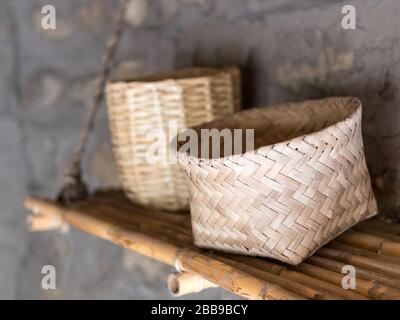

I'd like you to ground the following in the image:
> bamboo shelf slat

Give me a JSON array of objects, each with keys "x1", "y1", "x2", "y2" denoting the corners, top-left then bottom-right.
[{"x1": 25, "y1": 190, "x2": 400, "y2": 300}]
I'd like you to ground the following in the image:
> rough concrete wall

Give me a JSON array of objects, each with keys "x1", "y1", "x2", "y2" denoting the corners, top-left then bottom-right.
[{"x1": 0, "y1": 0, "x2": 399, "y2": 299}]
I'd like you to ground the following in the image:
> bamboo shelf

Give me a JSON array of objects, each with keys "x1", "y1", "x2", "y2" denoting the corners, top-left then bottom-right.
[{"x1": 25, "y1": 190, "x2": 400, "y2": 300}]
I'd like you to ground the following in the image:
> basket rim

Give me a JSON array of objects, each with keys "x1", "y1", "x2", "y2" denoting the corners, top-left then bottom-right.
[
  {"x1": 175, "y1": 96, "x2": 362, "y2": 164},
  {"x1": 107, "y1": 66, "x2": 238, "y2": 86}
]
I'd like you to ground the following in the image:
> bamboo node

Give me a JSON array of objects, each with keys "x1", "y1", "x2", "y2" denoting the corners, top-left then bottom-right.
[{"x1": 174, "y1": 248, "x2": 190, "y2": 272}]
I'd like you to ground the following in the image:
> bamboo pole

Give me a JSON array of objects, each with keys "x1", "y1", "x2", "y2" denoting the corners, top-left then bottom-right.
[
  {"x1": 71, "y1": 193, "x2": 400, "y2": 262},
  {"x1": 79, "y1": 195, "x2": 191, "y2": 233},
  {"x1": 25, "y1": 196, "x2": 303, "y2": 300},
  {"x1": 167, "y1": 272, "x2": 217, "y2": 297},
  {"x1": 80, "y1": 197, "x2": 400, "y2": 277},
  {"x1": 74, "y1": 200, "x2": 195, "y2": 250},
  {"x1": 89, "y1": 201, "x2": 343, "y2": 299},
  {"x1": 112, "y1": 226, "x2": 303, "y2": 300},
  {"x1": 89, "y1": 200, "x2": 333, "y2": 299},
  {"x1": 85, "y1": 194, "x2": 400, "y2": 258},
  {"x1": 25, "y1": 195, "x2": 400, "y2": 300},
  {"x1": 293, "y1": 262, "x2": 400, "y2": 299},
  {"x1": 317, "y1": 247, "x2": 400, "y2": 279},
  {"x1": 336, "y1": 230, "x2": 400, "y2": 259},
  {"x1": 27, "y1": 212, "x2": 66, "y2": 232},
  {"x1": 229, "y1": 255, "x2": 368, "y2": 300},
  {"x1": 91, "y1": 190, "x2": 190, "y2": 226},
  {"x1": 41, "y1": 196, "x2": 378, "y2": 300},
  {"x1": 328, "y1": 242, "x2": 400, "y2": 265},
  {"x1": 211, "y1": 254, "x2": 341, "y2": 300},
  {"x1": 307, "y1": 256, "x2": 400, "y2": 290},
  {"x1": 359, "y1": 219, "x2": 400, "y2": 236},
  {"x1": 27, "y1": 200, "x2": 67, "y2": 231},
  {"x1": 354, "y1": 224, "x2": 400, "y2": 243}
]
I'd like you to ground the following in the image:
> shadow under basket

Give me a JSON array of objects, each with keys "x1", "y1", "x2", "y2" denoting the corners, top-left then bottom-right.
[
  {"x1": 106, "y1": 66, "x2": 241, "y2": 211},
  {"x1": 176, "y1": 97, "x2": 378, "y2": 264}
]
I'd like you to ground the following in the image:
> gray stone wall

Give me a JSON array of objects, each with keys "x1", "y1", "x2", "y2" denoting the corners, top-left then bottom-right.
[{"x1": 1, "y1": 0, "x2": 399, "y2": 299}]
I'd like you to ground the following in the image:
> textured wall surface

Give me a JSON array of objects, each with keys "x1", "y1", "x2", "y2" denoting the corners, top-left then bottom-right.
[{"x1": 1, "y1": 0, "x2": 400, "y2": 299}]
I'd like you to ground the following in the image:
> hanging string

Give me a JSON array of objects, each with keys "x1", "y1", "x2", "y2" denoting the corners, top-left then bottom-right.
[{"x1": 57, "y1": 0, "x2": 129, "y2": 204}]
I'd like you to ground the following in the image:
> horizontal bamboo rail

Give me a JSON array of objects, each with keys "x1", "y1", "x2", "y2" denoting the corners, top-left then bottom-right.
[
  {"x1": 25, "y1": 191, "x2": 400, "y2": 300},
  {"x1": 293, "y1": 262, "x2": 400, "y2": 299},
  {"x1": 328, "y1": 241, "x2": 400, "y2": 265},
  {"x1": 359, "y1": 219, "x2": 400, "y2": 236},
  {"x1": 212, "y1": 254, "x2": 343, "y2": 300},
  {"x1": 25, "y1": 196, "x2": 302, "y2": 300},
  {"x1": 336, "y1": 230, "x2": 400, "y2": 259},
  {"x1": 307, "y1": 256, "x2": 400, "y2": 290},
  {"x1": 316, "y1": 247, "x2": 400, "y2": 279},
  {"x1": 354, "y1": 224, "x2": 400, "y2": 242},
  {"x1": 64, "y1": 197, "x2": 348, "y2": 299},
  {"x1": 79, "y1": 198, "x2": 390, "y2": 299},
  {"x1": 228, "y1": 254, "x2": 367, "y2": 300},
  {"x1": 26, "y1": 214, "x2": 68, "y2": 231}
]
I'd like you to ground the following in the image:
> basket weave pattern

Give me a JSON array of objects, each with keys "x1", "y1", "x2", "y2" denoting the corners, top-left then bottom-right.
[
  {"x1": 177, "y1": 97, "x2": 377, "y2": 264},
  {"x1": 106, "y1": 67, "x2": 240, "y2": 211}
]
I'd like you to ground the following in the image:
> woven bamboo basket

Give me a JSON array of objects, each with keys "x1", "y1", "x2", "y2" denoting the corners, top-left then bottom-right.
[
  {"x1": 176, "y1": 97, "x2": 378, "y2": 264},
  {"x1": 105, "y1": 67, "x2": 241, "y2": 211}
]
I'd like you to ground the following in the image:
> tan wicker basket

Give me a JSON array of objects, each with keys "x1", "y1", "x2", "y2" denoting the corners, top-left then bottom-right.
[
  {"x1": 105, "y1": 67, "x2": 241, "y2": 211},
  {"x1": 176, "y1": 97, "x2": 377, "y2": 264}
]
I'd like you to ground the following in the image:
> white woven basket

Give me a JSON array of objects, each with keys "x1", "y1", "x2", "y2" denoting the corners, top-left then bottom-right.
[
  {"x1": 176, "y1": 97, "x2": 377, "y2": 264},
  {"x1": 106, "y1": 67, "x2": 241, "y2": 211}
]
